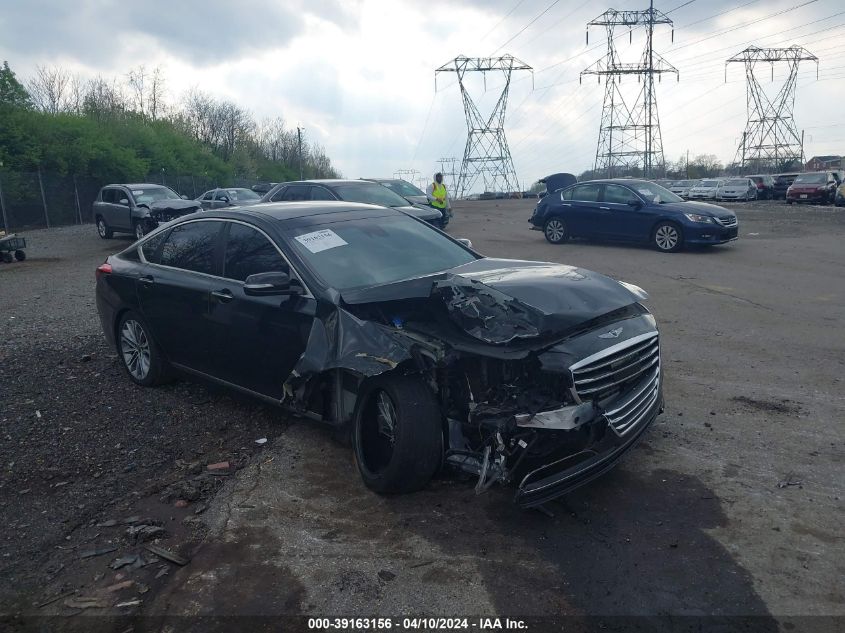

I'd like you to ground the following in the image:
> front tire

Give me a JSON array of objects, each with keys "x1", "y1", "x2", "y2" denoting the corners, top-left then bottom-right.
[
  {"x1": 96, "y1": 216, "x2": 113, "y2": 239},
  {"x1": 353, "y1": 374, "x2": 443, "y2": 494},
  {"x1": 14, "y1": 250, "x2": 26, "y2": 261},
  {"x1": 116, "y1": 311, "x2": 170, "y2": 387},
  {"x1": 543, "y1": 217, "x2": 567, "y2": 244},
  {"x1": 653, "y1": 221, "x2": 683, "y2": 252}
]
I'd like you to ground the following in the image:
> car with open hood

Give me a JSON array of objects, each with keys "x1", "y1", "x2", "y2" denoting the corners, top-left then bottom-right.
[
  {"x1": 529, "y1": 179, "x2": 738, "y2": 252},
  {"x1": 259, "y1": 179, "x2": 445, "y2": 228},
  {"x1": 94, "y1": 184, "x2": 202, "y2": 241},
  {"x1": 786, "y1": 171, "x2": 840, "y2": 205},
  {"x1": 95, "y1": 201, "x2": 663, "y2": 507}
]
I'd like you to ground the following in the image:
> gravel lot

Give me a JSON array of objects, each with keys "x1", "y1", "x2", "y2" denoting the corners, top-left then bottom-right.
[{"x1": 1, "y1": 199, "x2": 843, "y2": 630}]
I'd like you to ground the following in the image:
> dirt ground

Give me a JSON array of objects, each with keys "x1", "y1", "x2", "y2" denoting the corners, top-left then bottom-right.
[{"x1": 0, "y1": 198, "x2": 843, "y2": 631}]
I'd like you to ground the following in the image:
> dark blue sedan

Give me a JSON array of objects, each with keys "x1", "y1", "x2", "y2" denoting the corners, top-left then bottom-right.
[{"x1": 529, "y1": 179, "x2": 739, "y2": 252}]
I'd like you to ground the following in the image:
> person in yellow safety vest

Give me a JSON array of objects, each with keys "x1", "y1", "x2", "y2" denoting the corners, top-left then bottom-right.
[{"x1": 426, "y1": 172, "x2": 452, "y2": 220}]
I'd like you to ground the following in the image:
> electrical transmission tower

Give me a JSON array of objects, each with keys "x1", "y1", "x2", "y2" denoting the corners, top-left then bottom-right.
[
  {"x1": 726, "y1": 45, "x2": 818, "y2": 172},
  {"x1": 581, "y1": 0, "x2": 677, "y2": 179},
  {"x1": 437, "y1": 157, "x2": 459, "y2": 191},
  {"x1": 435, "y1": 55, "x2": 532, "y2": 197}
]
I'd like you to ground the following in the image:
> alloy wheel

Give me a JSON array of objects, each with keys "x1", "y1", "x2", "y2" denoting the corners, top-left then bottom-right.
[
  {"x1": 97, "y1": 219, "x2": 107, "y2": 237},
  {"x1": 655, "y1": 225, "x2": 679, "y2": 251},
  {"x1": 120, "y1": 319, "x2": 151, "y2": 380},
  {"x1": 545, "y1": 218, "x2": 566, "y2": 243},
  {"x1": 376, "y1": 391, "x2": 397, "y2": 446},
  {"x1": 134, "y1": 222, "x2": 145, "y2": 240}
]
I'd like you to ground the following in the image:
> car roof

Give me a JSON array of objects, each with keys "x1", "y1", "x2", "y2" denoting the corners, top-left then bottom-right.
[
  {"x1": 104, "y1": 183, "x2": 169, "y2": 189},
  {"x1": 214, "y1": 200, "x2": 396, "y2": 222},
  {"x1": 576, "y1": 179, "x2": 654, "y2": 186},
  {"x1": 280, "y1": 179, "x2": 372, "y2": 187}
]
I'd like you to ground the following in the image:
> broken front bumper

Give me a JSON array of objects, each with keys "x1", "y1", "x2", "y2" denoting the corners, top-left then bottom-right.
[{"x1": 513, "y1": 384, "x2": 663, "y2": 508}]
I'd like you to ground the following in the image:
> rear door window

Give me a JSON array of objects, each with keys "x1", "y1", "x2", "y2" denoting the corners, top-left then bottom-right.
[
  {"x1": 570, "y1": 184, "x2": 601, "y2": 202},
  {"x1": 310, "y1": 186, "x2": 336, "y2": 201},
  {"x1": 159, "y1": 221, "x2": 222, "y2": 275},
  {"x1": 222, "y1": 223, "x2": 288, "y2": 282},
  {"x1": 141, "y1": 232, "x2": 167, "y2": 263}
]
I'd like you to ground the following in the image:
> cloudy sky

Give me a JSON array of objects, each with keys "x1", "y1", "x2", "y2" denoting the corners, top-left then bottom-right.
[{"x1": 2, "y1": 0, "x2": 843, "y2": 190}]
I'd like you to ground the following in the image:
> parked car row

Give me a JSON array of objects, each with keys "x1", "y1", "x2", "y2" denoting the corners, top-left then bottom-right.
[
  {"x1": 93, "y1": 178, "x2": 450, "y2": 239},
  {"x1": 658, "y1": 171, "x2": 843, "y2": 205}
]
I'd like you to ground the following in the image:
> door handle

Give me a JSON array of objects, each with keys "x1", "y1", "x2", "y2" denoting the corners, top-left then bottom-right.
[
  {"x1": 211, "y1": 289, "x2": 233, "y2": 303},
  {"x1": 138, "y1": 275, "x2": 154, "y2": 285}
]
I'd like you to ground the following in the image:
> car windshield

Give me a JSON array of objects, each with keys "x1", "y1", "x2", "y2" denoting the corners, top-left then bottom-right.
[
  {"x1": 285, "y1": 215, "x2": 476, "y2": 291},
  {"x1": 726, "y1": 179, "x2": 748, "y2": 186},
  {"x1": 629, "y1": 182, "x2": 682, "y2": 203},
  {"x1": 332, "y1": 183, "x2": 411, "y2": 207},
  {"x1": 793, "y1": 173, "x2": 826, "y2": 184},
  {"x1": 131, "y1": 187, "x2": 181, "y2": 203},
  {"x1": 378, "y1": 180, "x2": 426, "y2": 197}
]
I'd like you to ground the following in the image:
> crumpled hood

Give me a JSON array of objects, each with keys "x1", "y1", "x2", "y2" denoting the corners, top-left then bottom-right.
[
  {"x1": 342, "y1": 258, "x2": 640, "y2": 345},
  {"x1": 145, "y1": 199, "x2": 203, "y2": 218}
]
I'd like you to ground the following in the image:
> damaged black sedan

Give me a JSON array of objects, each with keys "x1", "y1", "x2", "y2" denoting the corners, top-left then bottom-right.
[{"x1": 95, "y1": 202, "x2": 663, "y2": 507}]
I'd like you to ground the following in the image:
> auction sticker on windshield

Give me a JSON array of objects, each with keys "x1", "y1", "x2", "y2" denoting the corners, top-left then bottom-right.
[{"x1": 295, "y1": 229, "x2": 348, "y2": 254}]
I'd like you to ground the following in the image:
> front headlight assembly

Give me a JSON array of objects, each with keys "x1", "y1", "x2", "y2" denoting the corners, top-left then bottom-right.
[{"x1": 684, "y1": 213, "x2": 714, "y2": 223}]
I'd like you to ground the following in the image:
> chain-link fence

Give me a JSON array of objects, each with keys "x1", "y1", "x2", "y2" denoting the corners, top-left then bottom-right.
[{"x1": 0, "y1": 170, "x2": 259, "y2": 233}]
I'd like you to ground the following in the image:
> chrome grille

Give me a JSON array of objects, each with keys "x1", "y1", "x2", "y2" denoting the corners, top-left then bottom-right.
[
  {"x1": 570, "y1": 332, "x2": 659, "y2": 399},
  {"x1": 570, "y1": 331, "x2": 661, "y2": 435},
  {"x1": 714, "y1": 215, "x2": 738, "y2": 227},
  {"x1": 603, "y1": 365, "x2": 660, "y2": 435}
]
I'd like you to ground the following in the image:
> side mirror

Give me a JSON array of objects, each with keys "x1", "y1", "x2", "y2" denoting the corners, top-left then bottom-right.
[
  {"x1": 219, "y1": 196, "x2": 230, "y2": 204},
  {"x1": 627, "y1": 199, "x2": 643, "y2": 209},
  {"x1": 456, "y1": 238, "x2": 473, "y2": 248},
  {"x1": 181, "y1": 194, "x2": 189, "y2": 200},
  {"x1": 244, "y1": 271, "x2": 303, "y2": 296},
  {"x1": 119, "y1": 198, "x2": 129, "y2": 206}
]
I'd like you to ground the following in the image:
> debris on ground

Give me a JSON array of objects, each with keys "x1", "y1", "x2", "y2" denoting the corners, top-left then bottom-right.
[
  {"x1": 79, "y1": 546, "x2": 117, "y2": 559},
  {"x1": 777, "y1": 473, "x2": 803, "y2": 489},
  {"x1": 145, "y1": 544, "x2": 189, "y2": 566}
]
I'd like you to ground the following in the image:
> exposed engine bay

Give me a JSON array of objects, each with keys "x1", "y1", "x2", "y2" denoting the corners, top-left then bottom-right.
[{"x1": 279, "y1": 259, "x2": 663, "y2": 507}]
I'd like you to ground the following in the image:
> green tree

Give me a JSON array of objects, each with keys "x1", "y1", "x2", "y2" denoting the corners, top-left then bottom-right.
[{"x1": 0, "y1": 61, "x2": 31, "y2": 109}]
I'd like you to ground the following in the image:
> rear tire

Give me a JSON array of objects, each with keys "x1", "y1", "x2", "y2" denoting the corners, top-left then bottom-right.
[
  {"x1": 653, "y1": 221, "x2": 683, "y2": 253},
  {"x1": 353, "y1": 374, "x2": 443, "y2": 494},
  {"x1": 96, "y1": 217, "x2": 113, "y2": 239},
  {"x1": 1, "y1": 252, "x2": 12, "y2": 263},
  {"x1": 543, "y1": 217, "x2": 568, "y2": 244},
  {"x1": 14, "y1": 250, "x2": 25, "y2": 261},
  {"x1": 116, "y1": 311, "x2": 171, "y2": 387}
]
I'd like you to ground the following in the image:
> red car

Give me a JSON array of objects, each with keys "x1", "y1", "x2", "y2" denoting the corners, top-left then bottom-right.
[{"x1": 785, "y1": 172, "x2": 840, "y2": 205}]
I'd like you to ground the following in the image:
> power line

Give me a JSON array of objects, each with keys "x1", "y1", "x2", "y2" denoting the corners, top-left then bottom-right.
[
  {"x1": 480, "y1": 0, "x2": 529, "y2": 41},
  {"x1": 491, "y1": 0, "x2": 563, "y2": 55}
]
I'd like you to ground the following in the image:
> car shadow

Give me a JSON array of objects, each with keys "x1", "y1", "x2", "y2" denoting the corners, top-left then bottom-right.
[{"x1": 385, "y1": 462, "x2": 777, "y2": 626}]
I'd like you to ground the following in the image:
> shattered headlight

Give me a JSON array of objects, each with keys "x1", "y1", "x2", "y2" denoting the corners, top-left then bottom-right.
[
  {"x1": 684, "y1": 213, "x2": 714, "y2": 223},
  {"x1": 619, "y1": 281, "x2": 649, "y2": 301}
]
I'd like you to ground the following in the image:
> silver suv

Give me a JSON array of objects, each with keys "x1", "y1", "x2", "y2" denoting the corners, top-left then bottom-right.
[{"x1": 94, "y1": 184, "x2": 202, "y2": 241}]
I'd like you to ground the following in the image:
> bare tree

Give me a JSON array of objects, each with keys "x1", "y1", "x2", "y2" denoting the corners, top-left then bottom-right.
[
  {"x1": 27, "y1": 65, "x2": 71, "y2": 114},
  {"x1": 127, "y1": 65, "x2": 147, "y2": 116},
  {"x1": 147, "y1": 66, "x2": 166, "y2": 120}
]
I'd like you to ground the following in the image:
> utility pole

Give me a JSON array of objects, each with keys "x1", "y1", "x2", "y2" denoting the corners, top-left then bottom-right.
[
  {"x1": 726, "y1": 46, "x2": 817, "y2": 172},
  {"x1": 435, "y1": 55, "x2": 533, "y2": 197},
  {"x1": 297, "y1": 126, "x2": 304, "y2": 180},
  {"x1": 582, "y1": 4, "x2": 678, "y2": 179},
  {"x1": 437, "y1": 157, "x2": 459, "y2": 191}
]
